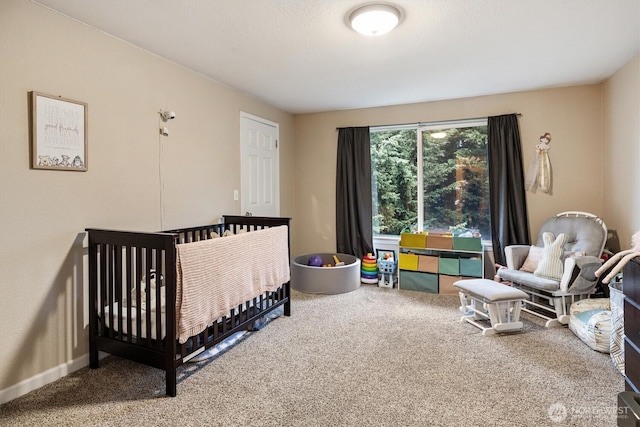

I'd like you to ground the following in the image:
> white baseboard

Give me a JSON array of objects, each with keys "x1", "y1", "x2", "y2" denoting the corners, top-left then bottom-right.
[{"x1": 0, "y1": 353, "x2": 106, "y2": 405}]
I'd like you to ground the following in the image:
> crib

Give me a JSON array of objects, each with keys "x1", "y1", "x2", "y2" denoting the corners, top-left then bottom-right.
[{"x1": 86, "y1": 215, "x2": 291, "y2": 397}]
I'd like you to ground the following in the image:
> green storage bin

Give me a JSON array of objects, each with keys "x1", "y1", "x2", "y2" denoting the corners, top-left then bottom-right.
[
  {"x1": 400, "y1": 271, "x2": 438, "y2": 293},
  {"x1": 438, "y1": 255, "x2": 460, "y2": 275},
  {"x1": 460, "y1": 257, "x2": 483, "y2": 277},
  {"x1": 452, "y1": 236, "x2": 482, "y2": 252}
]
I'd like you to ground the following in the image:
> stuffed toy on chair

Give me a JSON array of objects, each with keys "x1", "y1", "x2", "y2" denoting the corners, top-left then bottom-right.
[{"x1": 595, "y1": 231, "x2": 640, "y2": 284}]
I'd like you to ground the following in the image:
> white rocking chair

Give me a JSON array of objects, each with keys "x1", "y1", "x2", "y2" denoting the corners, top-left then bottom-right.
[{"x1": 496, "y1": 211, "x2": 607, "y2": 328}]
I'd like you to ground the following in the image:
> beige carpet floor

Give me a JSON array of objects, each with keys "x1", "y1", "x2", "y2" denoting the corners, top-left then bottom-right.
[{"x1": 0, "y1": 285, "x2": 625, "y2": 426}]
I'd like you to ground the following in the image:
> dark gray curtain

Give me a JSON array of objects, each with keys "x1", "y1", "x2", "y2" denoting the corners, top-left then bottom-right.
[
  {"x1": 336, "y1": 127, "x2": 373, "y2": 259},
  {"x1": 488, "y1": 114, "x2": 530, "y2": 266}
]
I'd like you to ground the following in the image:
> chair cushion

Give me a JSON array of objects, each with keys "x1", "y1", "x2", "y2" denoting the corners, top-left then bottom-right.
[
  {"x1": 454, "y1": 278, "x2": 528, "y2": 302},
  {"x1": 496, "y1": 268, "x2": 560, "y2": 291},
  {"x1": 534, "y1": 232, "x2": 568, "y2": 281},
  {"x1": 520, "y1": 246, "x2": 544, "y2": 272},
  {"x1": 535, "y1": 215, "x2": 606, "y2": 257}
]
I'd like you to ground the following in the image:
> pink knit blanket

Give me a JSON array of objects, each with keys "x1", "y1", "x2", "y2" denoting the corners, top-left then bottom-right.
[{"x1": 175, "y1": 225, "x2": 290, "y2": 344}]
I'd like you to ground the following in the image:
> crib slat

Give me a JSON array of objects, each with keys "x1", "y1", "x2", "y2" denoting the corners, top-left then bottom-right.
[
  {"x1": 124, "y1": 246, "x2": 132, "y2": 344},
  {"x1": 221, "y1": 314, "x2": 228, "y2": 335},
  {"x1": 114, "y1": 244, "x2": 124, "y2": 341},
  {"x1": 135, "y1": 247, "x2": 143, "y2": 342},
  {"x1": 88, "y1": 238, "x2": 99, "y2": 368},
  {"x1": 155, "y1": 248, "x2": 163, "y2": 349},
  {"x1": 144, "y1": 248, "x2": 153, "y2": 347},
  {"x1": 107, "y1": 244, "x2": 116, "y2": 339},
  {"x1": 97, "y1": 243, "x2": 107, "y2": 337},
  {"x1": 162, "y1": 234, "x2": 177, "y2": 397}
]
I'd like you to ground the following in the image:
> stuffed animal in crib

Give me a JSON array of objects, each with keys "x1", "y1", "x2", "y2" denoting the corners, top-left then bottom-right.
[
  {"x1": 127, "y1": 270, "x2": 165, "y2": 310},
  {"x1": 595, "y1": 231, "x2": 640, "y2": 284}
]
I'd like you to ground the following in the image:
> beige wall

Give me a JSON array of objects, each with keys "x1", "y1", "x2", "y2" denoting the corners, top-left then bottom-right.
[
  {"x1": 294, "y1": 85, "x2": 605, "y2": 257},
  {"x1": 0, "y1": 0, "x2": 294, "y2": 397},
  {"x1": 2, "y1": 0, "x2": 638, "y2": 404},
  {"x1": 603, "y1": 55, "x2": 640, "y2": 247}
]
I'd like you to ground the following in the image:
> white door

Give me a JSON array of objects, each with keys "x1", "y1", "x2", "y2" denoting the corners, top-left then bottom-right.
[{"x1": 240, "y1": 112, "x2": 280, "y2": 217}]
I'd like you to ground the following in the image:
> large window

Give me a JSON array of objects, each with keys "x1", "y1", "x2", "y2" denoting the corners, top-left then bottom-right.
[{"x1": 371, "y1": 120, "x2": 490, "y2": 239}]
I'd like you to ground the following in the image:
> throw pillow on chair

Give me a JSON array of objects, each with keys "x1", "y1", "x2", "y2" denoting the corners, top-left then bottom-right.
[
  {"x1": 534, "y1": 232, "x2": 568, "y2": 281},
  {"x1": 519, "y1": 246, "x2": 544, "y2": 273}
]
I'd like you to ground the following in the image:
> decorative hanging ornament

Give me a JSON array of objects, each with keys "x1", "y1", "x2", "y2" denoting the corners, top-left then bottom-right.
[{"x1": 525, "y1": 132, "x2": 552, "y2": 193}]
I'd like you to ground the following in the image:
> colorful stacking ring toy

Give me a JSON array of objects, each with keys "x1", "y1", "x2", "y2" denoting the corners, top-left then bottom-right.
[{"x1": 361, "y1": 253, "x2": 378, "y2": 284}]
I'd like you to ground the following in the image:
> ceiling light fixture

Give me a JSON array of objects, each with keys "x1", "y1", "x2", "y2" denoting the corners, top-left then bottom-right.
[
  {"x1": 349, "y1": 3, "x2": 402, "y2": 37},
  {"x1": 430, "y1": 132, "x2": 447, "y2": 139}
]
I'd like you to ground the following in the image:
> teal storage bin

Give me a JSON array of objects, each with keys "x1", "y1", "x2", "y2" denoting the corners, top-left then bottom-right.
[
  {"x1": 438, "y1": 255, "x2": 460, "y2": 276},
  {"x1": 453, "y1": 236, "x2": 482, "y2": 252},
  {"x1": 460, "y1": 257, "x2": 483, "y2": 277},
  {"x1": 400, "y1": 271, "x2": 438, "y2": 293}
]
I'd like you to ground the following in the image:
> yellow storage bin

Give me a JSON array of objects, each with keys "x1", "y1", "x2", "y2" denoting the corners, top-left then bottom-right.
[
  {"x1": 399, "y1": 252, "x2": 419, "y2": 271},
  {"x1": 400, "y1": 233, "x2": 427, "y2": 248}
]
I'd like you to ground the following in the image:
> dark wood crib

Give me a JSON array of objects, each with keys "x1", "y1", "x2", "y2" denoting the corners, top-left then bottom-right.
[{"x1": 86, "y1": 215, "x2": 291, "y2": 397}]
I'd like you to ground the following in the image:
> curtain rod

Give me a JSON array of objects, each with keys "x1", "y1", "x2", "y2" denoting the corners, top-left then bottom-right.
[{"x1": 336, "y1": 113, "x2": 522, "y2": 130}]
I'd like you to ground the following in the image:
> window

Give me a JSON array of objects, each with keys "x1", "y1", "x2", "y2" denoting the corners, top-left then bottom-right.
[{"x1": 371, "y1": 120, "x2": 490, "y2": 239}]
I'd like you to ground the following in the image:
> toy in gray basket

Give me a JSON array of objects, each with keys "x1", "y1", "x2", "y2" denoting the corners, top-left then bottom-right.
[{"x1": 377, "y1": 250, "x2": 397, "y2": 288}]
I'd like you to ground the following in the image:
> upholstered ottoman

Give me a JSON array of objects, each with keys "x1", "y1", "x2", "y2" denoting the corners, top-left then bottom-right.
[
  {"x1": 454, "y1": 279, "x2": 529, "y2": 336},
  {"x1": 568, "y1": 298, "x2": 612, "y2": 353}
]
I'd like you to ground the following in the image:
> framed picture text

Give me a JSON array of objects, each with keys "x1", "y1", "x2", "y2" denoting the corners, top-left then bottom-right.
[{"x1": 30, "y1": 91, "x2": 88, "y2": 171}]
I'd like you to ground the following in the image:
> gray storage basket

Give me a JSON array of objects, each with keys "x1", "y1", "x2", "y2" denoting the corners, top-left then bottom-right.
[{"x1": 609, "y1": 281, "x2": 625, "y2": 375}]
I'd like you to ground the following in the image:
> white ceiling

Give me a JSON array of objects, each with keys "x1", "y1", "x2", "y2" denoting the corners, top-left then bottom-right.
[{"x1": 33, "y1": 0, "x2": 640, "y2": 115}]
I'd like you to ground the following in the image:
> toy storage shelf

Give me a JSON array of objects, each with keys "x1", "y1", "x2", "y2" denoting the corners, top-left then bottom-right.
[{"x1": 398, "y1": 244, "x2": 484, "y2": 295}]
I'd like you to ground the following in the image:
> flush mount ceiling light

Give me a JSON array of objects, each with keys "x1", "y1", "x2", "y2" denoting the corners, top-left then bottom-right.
[{"x1": 349, "y1": 3, "x2": 402, "y2": 37}]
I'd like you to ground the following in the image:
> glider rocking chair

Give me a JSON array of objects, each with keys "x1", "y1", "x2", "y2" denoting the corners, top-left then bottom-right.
[{"x1": 496, "y1": 211, "x2": 607, "y2": 328}]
